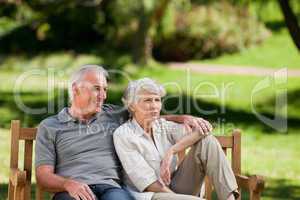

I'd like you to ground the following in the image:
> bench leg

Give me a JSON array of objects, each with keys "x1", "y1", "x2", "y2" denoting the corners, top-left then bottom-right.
[{"x1": 8, "y1": 181, "x2": 14, "y2": 200}]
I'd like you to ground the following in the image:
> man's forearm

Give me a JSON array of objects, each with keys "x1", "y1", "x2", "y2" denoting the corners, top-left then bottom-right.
[
  {"x1": 161, "y1": 114, "x2": 187, "y2": 123},
  {"x1": 145, "y1": 181, "x2": 174, "y2": 193},
  {"x1": 36, "y1": 169, "x2": 67, "y2": 192}
]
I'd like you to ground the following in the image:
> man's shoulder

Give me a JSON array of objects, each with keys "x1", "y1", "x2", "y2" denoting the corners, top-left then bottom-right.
[
  {"x1": 102, "y1": 104, "x2": 124, "y2": 112},
  {"x1": 37, "y1": 113, "x2": 65, "y2": 137},
  {"x1": 39, "y1": 114, "x2": 60, "y2": 127}
]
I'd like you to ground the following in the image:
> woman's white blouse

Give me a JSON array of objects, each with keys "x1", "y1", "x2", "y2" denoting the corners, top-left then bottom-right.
[{"x1": 113, "y1": 118, "x2": 186, "y2": 200}]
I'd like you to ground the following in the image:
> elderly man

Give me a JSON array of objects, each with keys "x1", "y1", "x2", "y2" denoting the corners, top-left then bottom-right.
[{"x1": 35, "y1": 65, "x2": 212, "y2": 200}]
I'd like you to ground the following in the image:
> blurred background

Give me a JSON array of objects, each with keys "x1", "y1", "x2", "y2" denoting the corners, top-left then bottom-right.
[{"x1": 0, "y1": 0, "x2": 299, "y2": 199}]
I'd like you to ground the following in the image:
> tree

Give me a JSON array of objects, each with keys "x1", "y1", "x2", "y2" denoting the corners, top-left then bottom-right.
[
  {"x1": 133, "y1": 0, "x2": 171, "y2": 65},
  {"x1": 278, "y1": 0, "x2": 300, "y2": 51}
]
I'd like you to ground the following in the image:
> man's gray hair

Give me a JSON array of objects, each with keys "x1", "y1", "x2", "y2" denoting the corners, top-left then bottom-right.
[
  {"x1": 68, "y1": 65, "x2": 109, "y2": 102},
  {"x1": 122, "y1": 78, "x2": 166, "y2": 111}
]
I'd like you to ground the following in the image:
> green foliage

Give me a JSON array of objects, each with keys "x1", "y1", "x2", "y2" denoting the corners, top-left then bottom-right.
[
  {"x1": 0, "y1": 0, "x2": 280, "y2": 62},
  {"x1": 153, "y1": 2, "x2": 270, "y2": 61}
]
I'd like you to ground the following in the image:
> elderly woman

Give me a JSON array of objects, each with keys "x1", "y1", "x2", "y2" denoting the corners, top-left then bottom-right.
[{"x1": 113, "y1": 78, "x2": 239, "y2": 200}]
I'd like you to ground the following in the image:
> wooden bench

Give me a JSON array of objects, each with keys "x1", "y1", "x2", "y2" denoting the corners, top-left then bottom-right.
[{"x1": 8, "y1": 120, "x2": 265, "y2": 200}]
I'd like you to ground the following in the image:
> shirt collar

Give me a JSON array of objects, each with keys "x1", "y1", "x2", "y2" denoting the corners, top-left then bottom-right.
[
  {"x1": 57, "y1": 107, "x2": 99, "y2": 124},
  {"x1": 58, "y1": 108, "x2": 76, "y2": 123},
  {"x1": 130, "y1": 118, "x2": 158, "y2": 137}
]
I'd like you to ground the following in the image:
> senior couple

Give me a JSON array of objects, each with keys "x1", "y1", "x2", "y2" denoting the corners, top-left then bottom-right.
[{"x1": 35, "y1": 65, "x2": 239, "y2": 200}]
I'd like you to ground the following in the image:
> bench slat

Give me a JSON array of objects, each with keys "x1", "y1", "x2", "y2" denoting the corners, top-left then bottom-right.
[
  {"x1": 216, "y1": 136, "x2": 233, "y2": 148},
  {"x1": 20, "y1": 128, "x2": 37, "y2": 140}
]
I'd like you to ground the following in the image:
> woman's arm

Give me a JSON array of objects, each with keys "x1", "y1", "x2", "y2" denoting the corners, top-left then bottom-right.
[
  {"x1": 145, "y1": 180, "x2": 174, "y2": 193},
  {"x1": 169, "y1": 129, "x2": 205, "y2": 155},
  {"x1": 160, "y1": 130, "x2": 208, "y2": 185}
]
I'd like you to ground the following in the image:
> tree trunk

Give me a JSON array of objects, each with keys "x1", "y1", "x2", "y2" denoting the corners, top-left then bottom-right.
[
  {"x1": 133, "y1": 7, "x2": 152, "y2": 65},
  {"x1": 133, "y1": 0, "x2": 171, "y2": 65},
  {"x1": 278, "y1": 0, "x2": 300, "y2": 51}
]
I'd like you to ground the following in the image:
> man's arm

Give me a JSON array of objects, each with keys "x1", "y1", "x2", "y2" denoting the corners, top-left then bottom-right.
[
  {"x1": 35, "y1": 122, "x2": 95, "y2": 200},
  {"x1": 36, "y1": 165, "x2": 66, "y2": 192},
  {"x1": 36, "y1": 165, "x2": 95, "y2": 200},
  {"x1": 161, "y1": 114, "x2": 212, "y2": 134}
]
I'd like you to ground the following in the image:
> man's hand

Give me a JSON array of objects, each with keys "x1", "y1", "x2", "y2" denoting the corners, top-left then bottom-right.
[
  {"x1": 182, "y1": 115, "x2": 213, "y2": 135},
  {"x1": 63, "y1": 179, "x2": 96, "y2": 200},
  {"x1": 160, "y1": 149, "x2": 174, "y2": 186}
]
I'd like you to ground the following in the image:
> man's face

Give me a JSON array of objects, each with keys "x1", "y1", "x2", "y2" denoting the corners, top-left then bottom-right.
[{"x1": 73, "y1": 71, "x2": 108, "y2": 114}]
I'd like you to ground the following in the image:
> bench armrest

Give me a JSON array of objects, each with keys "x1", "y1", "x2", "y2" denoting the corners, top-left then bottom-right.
[
  {"x1": 235, "y1": 174, "x2": 265, "y2": 200},
  {"x1": 9, "y1": 168, "x2": 27, "y2": 186}
]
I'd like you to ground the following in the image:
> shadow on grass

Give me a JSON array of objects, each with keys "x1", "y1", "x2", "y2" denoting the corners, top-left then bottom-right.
[
  {"x1": 0, "y1": 87, "x2": 124, "y2": 128},
  {"x1": 258, "y1": 88, "x2": 300, "y2": 110},
  {"x1": 162, "y1": 94, "x2": 300, "y2": 133},
  {"x1": 1, "y1": 177, "x2": 300, "y2": 200},
  {"x1": 0, "y1": 89, "x2": 299, "y2": 133},
  {"x1": 265, "y1": 20, "x2": 287, "y2": 32}
]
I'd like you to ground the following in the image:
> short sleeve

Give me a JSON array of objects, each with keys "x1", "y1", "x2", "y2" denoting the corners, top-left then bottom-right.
[
  {"x1": 35, "y1": 122, "x2": 56, "y2": 168},
  {"x1": 162, "y1": 120, "x2": 187, "y2": 145},
  {"x1": 113, "y1": 128, "x2": 157, "y2": 192}
]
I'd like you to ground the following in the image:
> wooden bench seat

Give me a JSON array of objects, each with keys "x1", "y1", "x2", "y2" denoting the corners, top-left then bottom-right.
[{"x1": 8, "y1": 120, "x2": 265, "y2": 200}]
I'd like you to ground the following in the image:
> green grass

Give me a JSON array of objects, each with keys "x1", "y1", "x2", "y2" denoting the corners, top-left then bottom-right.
[
  {"x1": 1, "y1": 64, "x2": 300, "y2": 126},
  {"x1": 133, "y1": 64, "x2": 300, "y2": 119},
  {"x1": 194, "y1": 0, "x2": 300, "y2": 69},
  {"x1": 1, "y1": 26, "x2": 300, "y2": 199},
  {"x1": 0, "y1": 129, "x2": 10, "y2": 183},
  {"x1": 196, "y1": 30, "x2": 300, "y2": 68},
  {"x1": 1, "y1": 128, "x2": 299, "y2": 200},
  {"x1": 1, "y1": 1, "x2": 299, "y2": 198}
]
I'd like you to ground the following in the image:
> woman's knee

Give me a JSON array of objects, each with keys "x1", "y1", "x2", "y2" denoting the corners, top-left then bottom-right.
[{"x1": 152, "y1": 193, "x2": 201, "y2": 200}]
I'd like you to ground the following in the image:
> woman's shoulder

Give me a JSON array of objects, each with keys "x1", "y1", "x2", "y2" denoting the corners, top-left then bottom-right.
[{"x1": 113, "y1": 120, "x2": 134, "y2": 138}]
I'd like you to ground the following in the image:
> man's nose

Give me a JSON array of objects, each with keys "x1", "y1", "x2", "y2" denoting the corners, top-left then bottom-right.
[{"x1": 98, "y1": 89, "x2": 106, "y2": 99}]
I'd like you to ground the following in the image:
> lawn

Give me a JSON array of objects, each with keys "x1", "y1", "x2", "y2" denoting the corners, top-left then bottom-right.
[
  {"x1": 196, "y1": 30, "x2": 300, "y2": 69},
  {"x1": 194, "y1": 0, "x2": 300, "y2": 69},
  {"x1": 1, "y1": 128, "x2": 299, "y2": 200},
  {"x1": 0, "y1": 61, "x2": 300, "y2": 199},
  {"x1": 1, "y1": 1, "x2": 299, "y2": 198}
]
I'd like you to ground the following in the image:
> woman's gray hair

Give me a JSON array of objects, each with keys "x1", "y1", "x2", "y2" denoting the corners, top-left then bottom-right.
[
  {"x1": 122, "y1": 78, "x2": 166, "y2": 111},
  {"x1": 68, "y1": 65, "x2": 108, "y2": 102}
]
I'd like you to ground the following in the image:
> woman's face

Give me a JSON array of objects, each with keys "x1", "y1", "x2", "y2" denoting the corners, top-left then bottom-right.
[{"x1": 131, "y1": 91, "x2": 162, "y2": 125}]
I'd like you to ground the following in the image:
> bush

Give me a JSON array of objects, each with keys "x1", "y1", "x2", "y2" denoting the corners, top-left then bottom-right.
[{"x1": 153, "y1": 2, "x2": 271, "y2": 61}]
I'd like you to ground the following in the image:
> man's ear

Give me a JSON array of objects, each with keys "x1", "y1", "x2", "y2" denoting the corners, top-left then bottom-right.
[
  {"x1": 72, "y1": 83, "x2": 80, "y2": 96},
  {"x1": 129, "y1": 105, "x2": 135, "y2": 112}
]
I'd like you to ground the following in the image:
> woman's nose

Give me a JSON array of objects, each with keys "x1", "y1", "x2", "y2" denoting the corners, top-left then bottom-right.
[{"x1": 150, "y1": 101, "x2": 159, "y2": 109}]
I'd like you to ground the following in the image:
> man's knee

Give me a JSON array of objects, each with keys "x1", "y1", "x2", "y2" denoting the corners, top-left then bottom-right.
[
  {"x1": 101, "y1": 188, "x2": 135, "y2": 200},
  {"x1": 53, "y1": 192, "x2": 74, "y2": 200},
  {"x1": 195, "y1": 134, "x2": 220, "y2": 150}
]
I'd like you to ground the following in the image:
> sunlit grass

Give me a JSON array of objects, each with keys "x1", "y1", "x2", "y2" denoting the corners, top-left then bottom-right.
[{"x1": 195, "y1": 30, "x2": 300, "y2": 68}]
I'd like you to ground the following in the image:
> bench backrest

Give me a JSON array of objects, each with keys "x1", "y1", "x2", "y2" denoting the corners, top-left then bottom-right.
[
  {"x1": 9, "y1": 120, "x2": 241, "y2": 200},
  {"x1": 9, "y1": 120, "x2": 42, "y2": 200}
]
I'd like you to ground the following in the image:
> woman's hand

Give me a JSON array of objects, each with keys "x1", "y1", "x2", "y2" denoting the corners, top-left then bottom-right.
[{"x1": 160, "y1": 149, "x2": 174, "y2": 185}]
